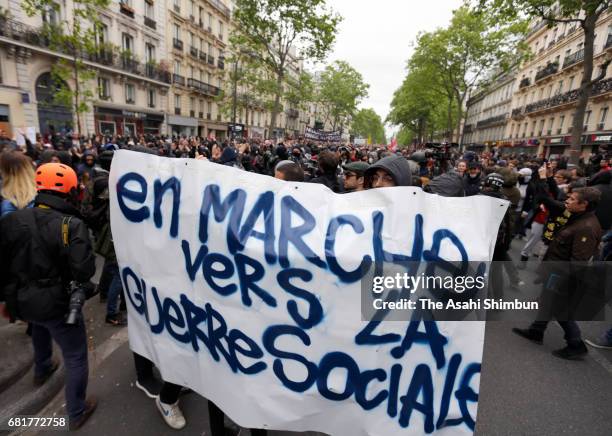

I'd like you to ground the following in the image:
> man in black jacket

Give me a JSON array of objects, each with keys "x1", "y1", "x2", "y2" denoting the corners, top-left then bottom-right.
[{"x1": 0, "y1": 163, "x2": 97, "y2": 430}]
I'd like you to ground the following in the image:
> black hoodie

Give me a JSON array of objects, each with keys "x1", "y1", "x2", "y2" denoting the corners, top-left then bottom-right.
[{"x1": 365, "y1": 156, "x2": 415, "y2": 187}]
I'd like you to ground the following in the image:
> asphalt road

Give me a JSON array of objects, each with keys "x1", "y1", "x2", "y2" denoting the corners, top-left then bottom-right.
[{"x1": 34, "y1": 244, "x2": 612, "y2": 436}]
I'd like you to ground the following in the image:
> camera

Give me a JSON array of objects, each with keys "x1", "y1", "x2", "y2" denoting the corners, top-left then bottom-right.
[
  {"x1": 424, "y1": 142, "x2": 454, "y2": 161},
  {"x1": 65, "y1": 281, "x2": 87, "y2": 325}
]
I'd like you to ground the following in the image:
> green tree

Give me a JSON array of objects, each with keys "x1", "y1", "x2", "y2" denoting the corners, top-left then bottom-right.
[
  {"x1": 231, "y1": 0, "x2": 341, "y2": 135},
  {"x1": 387, "y1": 60, "x2": 453, "y2": 144},
  {"x1": 410, "y1": 6, "x2": 528, "y2": 141},
  {"x1": 479, "y1": 0, "x2": 612, "y2": 164},
  {"x1": 22, "y1": 0, "x2": 111, "y2": 134},
  {"x1": 351, "y1": 108, "x2": 386, "y2": 144},
  {"x1": 317, "y1": 60, "x2": 369, "y2": 131}
]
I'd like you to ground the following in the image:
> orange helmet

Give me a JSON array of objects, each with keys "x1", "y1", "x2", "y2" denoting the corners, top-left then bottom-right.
[{"x1": 35, "y1": 163, "x2": 78, "y2": 194}]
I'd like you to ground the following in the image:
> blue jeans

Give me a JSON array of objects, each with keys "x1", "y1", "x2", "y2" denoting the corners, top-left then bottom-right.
[
  {"x1": 31, "y1": 317, "x2": 88, "y2": 419},
  {"x1": 106, "y1": 262, "x2": 122, "y2": 317}
]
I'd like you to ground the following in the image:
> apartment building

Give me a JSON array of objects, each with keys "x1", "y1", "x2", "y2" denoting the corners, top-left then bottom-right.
[
  {"x1": 463, "y1": 71, "x2": 517, "y2": 152},
  {"x1": 0, "y1": 0, "x2": 171, "y2": 137},
  {"x1": 167, "y1": 0, "x2": 230, "y2": 138},
  {"x1": 508, "y1": 11, "x2": 612, "y2": 157}
]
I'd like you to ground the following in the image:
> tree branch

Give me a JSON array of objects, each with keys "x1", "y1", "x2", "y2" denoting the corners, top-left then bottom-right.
[{"x1": 588, "y1": 57, "x2": 611, "y2": 87}]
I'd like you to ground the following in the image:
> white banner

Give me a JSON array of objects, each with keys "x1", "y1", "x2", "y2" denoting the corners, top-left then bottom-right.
[{"x1": 109, "y1": 150, "x2": 507, "y2": 436}]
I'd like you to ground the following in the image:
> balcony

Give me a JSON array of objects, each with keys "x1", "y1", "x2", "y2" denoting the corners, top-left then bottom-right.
[
  {"x1": 144, "y1": 17, "x2": 156, "y2": 30},
  {"x1": 189, "y1": 46, "x2": 198, "y2": 57},
  {"x1": 535, "y1": 61, "x2": 558, "y2": 82},
  {"x1": 173, "y1": 38, "x2": 183, "y2": 51},
  {"x1": 286, "y1": 108, "x2": 299, "y2": 118},
  {"x1": 199, "y1": 51, "x2": 207, "y2": 61},
  {"x1": 145, "y1": 63, "x2": 171, "y2": 83},
  {"x1": 563, "y1": 49, "x2": 584, "y2": 69},
  {"x1": 173, "y1": 74, "x2": 186, "y2": 86},
  {"x1": 511, "y1": 107, "x2": 525, "y2": 119},
  {"x1": 476, "y1": 113, "x2": 508, "y2": 129},
  {"x1": 120, "y1": 2, "x2": 135, "y2": 18},
  {"x1": 606, "y1": 34, "x2": 612, "y2": 50},
  {"x1": 519, "y1": 77, "x2": 531, "y2": 89},
  {"x1": 120, "y1": 54, "x2": 140, "y2": 74},
  {"x1": 0, "y1": 18, "x2": 173, "y2": 84},
  {"x1": 524, "y1": 77, "x2": 612, "y2": 115},
  {"x1": 207, "y1": 56, "x2": 214, "y2": 65},
  {"x1": 209, "y1": 0, "x2": 231, "y2": 18},
  {"x1": 187, "y1": 78, "x2": 221, "y2": 96}
]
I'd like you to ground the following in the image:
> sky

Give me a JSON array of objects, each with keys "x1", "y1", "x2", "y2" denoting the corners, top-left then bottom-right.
[{"x1": 320, "y1": 0, "x2": 463, "y2": 137}]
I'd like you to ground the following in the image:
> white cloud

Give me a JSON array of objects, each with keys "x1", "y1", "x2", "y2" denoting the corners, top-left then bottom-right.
[{"x1": 320, "y1": 0, "x2": 463, "y2": 136}]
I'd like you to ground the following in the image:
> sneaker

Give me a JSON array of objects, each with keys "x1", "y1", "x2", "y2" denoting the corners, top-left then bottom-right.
[
  {"x1": 69, "y1": 397, "x2": 98, "y2": 431},
  {"x1": 136, "y1": 377, "x2": 163, "y2": 399},
  {"x1": 105, "y1": 314, "x2": 127, "y2": 326},
  {"x1": 156, "y1": 398, "x2": 186, "y2": 430},
  {"x1": 585, "y1": 337, "x2": 612, "y2": 350},
  {"x1": 552, "y1": 342, "x2": 588, "y2": 360},
  {"x1": 33, "y1": 359, "x2": 59, "y2": 387},
  {"x1": 512, "y1": 327, "x2": 544, "y2": 344}
]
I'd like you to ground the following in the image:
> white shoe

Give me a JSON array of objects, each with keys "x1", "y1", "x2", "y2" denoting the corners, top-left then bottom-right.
[{"x1": 156, "y1": 397, "x2": 186, "y2": 430}]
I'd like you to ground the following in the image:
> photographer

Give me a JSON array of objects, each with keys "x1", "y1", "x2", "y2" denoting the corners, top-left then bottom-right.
[{"x1": 0, "y1": 163, "x2": 97, "y2": 430}]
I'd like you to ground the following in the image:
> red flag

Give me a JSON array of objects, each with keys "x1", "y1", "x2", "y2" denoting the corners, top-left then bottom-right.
[{"x1": 389, "y1": 137, "x2": 398, "y2": 152}]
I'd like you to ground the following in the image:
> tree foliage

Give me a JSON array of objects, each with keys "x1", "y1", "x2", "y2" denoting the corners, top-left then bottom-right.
[
  {"x1": 479, "y1": 0, "x2": 612, "y2": 164},
  {"x1": 317, "y1": 60, "x2": 369, "y2": 131},
  {"x1": 231, "y1": 0, "x2": 341, "y2": 133},
  {"x1": 389, "y1": 5, "x2": 528, "y2": 143},
  {"x1": 22, "y1": 0, "x2": 111, "y2": 133},
  {"x1": 351, "y1": 108, "x2": 386, "y2": 144}
]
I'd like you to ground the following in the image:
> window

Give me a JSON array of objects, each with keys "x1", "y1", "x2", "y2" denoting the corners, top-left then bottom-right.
[
  {"x1": 148, "y1": 89, "x2": 156, "y2": 108},
  {"x1": 547, "y1": 84, "x2": 553, "y2": 97},
  {"x1": 219, "y1": 20, "x2": 223, "y2": 39},
  {"x1": 189, "y1": 0, "x2": 194, "y2": 16},
  {"x1": 190, "y1": 32, "x2": 195, "y2": 46},
  {"x1": 145, "y1": 43, "x2": 155, "y2": 63},
  {"x1": 599, "y1": 107, "x2": 608, "y2": 128},
  {"x1": 99, "y1": 121, "x2": 116, "y2": 136},
  {"x1": 42, "y1": 2, "x2": 61, "y2": 26},
  {"x1": 125, "y1": 83, "x2": 135, "y2": 104},
  {"x1": 98, "y1": 77, "x2": 110, "y2": 99},
  {"x1": 207, "y1": 101, "x2": 212, "y2": 115},
  {"x1": 547, "y1": 117, "x2": 554, "y2": 134},
  {"x1": 199, "y1": 99, "x2": 204, "y2": 112},
  {"x1": 584, "y1": 110, "x2": 592, "y2": 128},
  {"x1": 568, "y1": 76, "x2": 575, "y2": 90},
  {"x1": 200, "y1": 38, "x2": 204, "y2": 51},
  {"x1": 97, "y1": 23, "x2": 109, "y2": 45},
  {"x1": 190, "y1": 66, "x2": 194, "y2": 79},
  {"x1": 174, "y1": 0, "x2": 180, "y2": 8},
  {"x1": 121, "y1": 0, "x2": 132, "y2": 6},
  {"x1": 559, "y1": 115, "x2": 565, "y2": 132},
  {"x1": 199, "y1": 7, "x2": 204, "y2": 23},
  {"x1": 145, "y1": 0, "x2": 154, "y2": 19},
  {"x1": 173, "y1": 24, "x2": 181, "y2": 40},
  {"x1": 190, "y1": 97, "x2": 195, "y2": 110},
  {"x1": 208, "y1": 13, "x2": 213, "y2": 28},
  {"x1": 122, "y1": 33, "x2": 134, "y2": 52},
  {"x1": 539, "y1": 119, "x2": 545, "y2": 136},
  {"x1": 557, "y1": 80, "x2": 563, "y2": 94},
  {"x1": 174, "y1": 94, "x2": 181, "y2": 110},
  {"x1": 174, "y1": 60, "x2": 181, "y2": 75}
]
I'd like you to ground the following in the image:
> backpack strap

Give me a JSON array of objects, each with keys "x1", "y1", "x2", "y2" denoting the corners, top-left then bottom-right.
[{"x1": 61, "y1": 216, "x2": 72, "y2": 248}]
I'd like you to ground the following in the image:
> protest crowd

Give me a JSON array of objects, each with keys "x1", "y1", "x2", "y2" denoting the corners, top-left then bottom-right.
[{"x1": 0, "y1": 127, "x2": 610, "y2": 432}]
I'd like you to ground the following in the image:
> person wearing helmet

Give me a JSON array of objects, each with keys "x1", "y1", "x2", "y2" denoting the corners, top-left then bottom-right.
[
  {"x1": 0, "y1": 163, "x2": 97, "y2": 430},
  {"x1": 480, "y1": 173, "x2": 517, "y2": 299}
]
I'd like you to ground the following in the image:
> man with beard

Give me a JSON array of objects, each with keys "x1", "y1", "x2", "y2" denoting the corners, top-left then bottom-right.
[{"x1": 342, "y1": 162, "x2": 369, "y2": 192}]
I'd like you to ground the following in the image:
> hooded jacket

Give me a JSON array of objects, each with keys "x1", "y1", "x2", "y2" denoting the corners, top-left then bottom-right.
[
  {"x1": 365, "y1": 156, "x2": 415, "y2": 187},
  {"x1": 426, "y1": 171, "x2": 465, "y2": 197}
]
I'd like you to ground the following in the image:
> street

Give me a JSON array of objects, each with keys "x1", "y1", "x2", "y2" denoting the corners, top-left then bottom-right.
[{"x1": 28, "y1": 245, "x2": 612, "y2": 436}]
